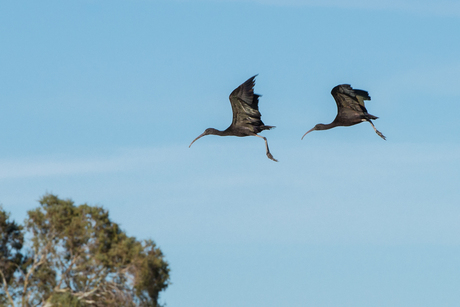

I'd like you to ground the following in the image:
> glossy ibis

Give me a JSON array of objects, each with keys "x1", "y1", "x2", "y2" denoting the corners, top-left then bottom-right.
[
  {"x1": 302, "y1": 84, "x2": 386, "y2": 140},
  {"x1": 189, "y1": 75, "x2": 278, "y2": 162}
]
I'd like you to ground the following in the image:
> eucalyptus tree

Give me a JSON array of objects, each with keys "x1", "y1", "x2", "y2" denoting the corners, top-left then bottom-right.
[{"x1": 0, "y1": 195, "x2": 169, "y2": 307}]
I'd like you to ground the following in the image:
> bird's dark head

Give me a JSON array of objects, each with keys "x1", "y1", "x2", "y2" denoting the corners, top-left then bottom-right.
[
  {"x1": 189, "y1": 128, "x2": 219, "y2": 147},
  {"x1": 203, "y1": 128, "x2": 220, "y2": 135},
  {"x1": 313, "y1": 123, "x2": 328, "y2": 131},
  {"x1": 301, "y1": 124, "x2": 324, "y2": 140}
]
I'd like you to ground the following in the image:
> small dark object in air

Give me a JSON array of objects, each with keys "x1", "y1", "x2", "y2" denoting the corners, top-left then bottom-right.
[
  {"x1": 302, "y1": 84, "x2": 386, "y2": 140},
  {"x1": 190, "y1": 75, "x2": 278, "y2": 162}
]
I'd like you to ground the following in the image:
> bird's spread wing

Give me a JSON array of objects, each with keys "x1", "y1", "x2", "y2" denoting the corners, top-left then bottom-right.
[
  {"x1": 228, "y1": 75, "x2": 264, "y2": 129},
  {"x1": 353, "y1": 89, "x2": 371, "y2": 107},
  {"x1": 331, "y1": 84, "x2": 370, "y2": 117}
]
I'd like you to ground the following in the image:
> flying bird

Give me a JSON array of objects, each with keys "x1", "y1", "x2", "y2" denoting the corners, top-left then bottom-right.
[
  {"x1": 302, "y1": 84, "x2": 386, "y2": 140},
  {"x1": 189, "y1": 75, "x2": 278, "y2": 162}
]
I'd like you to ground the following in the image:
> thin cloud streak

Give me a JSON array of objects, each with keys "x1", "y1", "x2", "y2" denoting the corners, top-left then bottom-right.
[
  {"x1": 0, "y1": 142, "x2": 459, "y2": 180},
  {"x1": 0, "y1": 146, "x2": 184, "y2": 179},
  {"x1": 0, "y1": 156, "x2": 130, "y2": 179},
  {"x1": 193, "y1": 0, "x2": 460, "y2": 16}
]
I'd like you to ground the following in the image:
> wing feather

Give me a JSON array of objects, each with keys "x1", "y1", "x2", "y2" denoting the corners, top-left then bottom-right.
[
  {"x1": 331, "y1": 84, "x2": 373, "y2": 119},
  {"x1": 228, "y1": 75, "x2": 265, "y2": 130}
]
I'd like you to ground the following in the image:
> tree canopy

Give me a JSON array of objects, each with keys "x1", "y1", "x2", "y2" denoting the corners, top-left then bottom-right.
[{"x1": 0, "y1": 194, "x2": 169, "y2": 307}]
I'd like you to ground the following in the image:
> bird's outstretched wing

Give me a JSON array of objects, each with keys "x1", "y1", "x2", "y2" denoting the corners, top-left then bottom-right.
[
  {"x1": 228, "y1": 75, "x2": 265, "y2": 130},
  {"x1": 331, "y1": 84, "x2": 375, "y2": 120}
]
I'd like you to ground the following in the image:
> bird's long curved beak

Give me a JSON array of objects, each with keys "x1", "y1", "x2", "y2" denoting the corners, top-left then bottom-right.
[
  {"x1": 189, "y1": 132, "x2": 206, "y2": 148},
  {"x1": 301, "y1": 127, "x2": 315, "y2": 140}
]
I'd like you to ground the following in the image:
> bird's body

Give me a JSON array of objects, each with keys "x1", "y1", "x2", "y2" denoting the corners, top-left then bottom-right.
[
  {"x1": 302, "y1": 84, "x2": 386, "y2": 140},
  {"x1": 189, "y1": 75, "x2": 278, "y2": 162}
]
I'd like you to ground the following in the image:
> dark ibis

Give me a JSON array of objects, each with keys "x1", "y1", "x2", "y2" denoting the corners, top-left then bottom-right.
[
  {"x1": 302, "y1": 84, "x2": 386, "y2": 140},
  {"x1": 189, "y1": 75, "x2": 278, "y2": 162}
]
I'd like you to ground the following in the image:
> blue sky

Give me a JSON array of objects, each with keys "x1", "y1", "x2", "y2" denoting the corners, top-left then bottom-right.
[{"x1": 1, "y1": 0, "x2": 459, "y2": 306}]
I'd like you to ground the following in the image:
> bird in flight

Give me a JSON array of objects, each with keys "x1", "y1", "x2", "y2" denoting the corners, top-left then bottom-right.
[
  {"x1": 302, "y1": 84, "x2": 386, "y2": 140},
  {"x1": 189, "y1": 75, "x2": 278, "y2": 162}
]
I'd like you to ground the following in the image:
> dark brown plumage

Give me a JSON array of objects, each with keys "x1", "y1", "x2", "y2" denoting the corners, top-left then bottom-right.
[
  {"x1": 189, "y1": 75, "x2": 278, "y2": 162},
  {"x1": 302, "y1": 84, "x2": 386, "y2": 140}
]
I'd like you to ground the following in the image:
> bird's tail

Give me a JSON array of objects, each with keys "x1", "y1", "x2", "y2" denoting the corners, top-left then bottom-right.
[
  {"x1": 363, "y1": 114, "x2": 378, "y2": 120},
  {"x1": 262, "y1": 125, "x2": 276, "y2": 130}
]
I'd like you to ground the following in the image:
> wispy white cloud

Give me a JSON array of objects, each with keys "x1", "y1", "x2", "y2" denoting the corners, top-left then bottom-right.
[
  {"x1": 191, "y1": 0, "x2": 460, "y2": 16},
  {"x1": 1, "y1": 141, "x2": 459, "y2": 181},
  {"x1": 0, "y1": 157, "x2": 119, "y2": 179},
  {"x1": 0, "y1": 146, "x2": 185, "y2": 179},
  {"x1": 2, "y1": 142, "x2": 459, "y2": 246}
]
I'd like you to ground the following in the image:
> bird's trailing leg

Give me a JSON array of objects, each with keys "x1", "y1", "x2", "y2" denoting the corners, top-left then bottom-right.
[
  {"x1": 255, "y1": 135, "x2": 278, "y2": 162},
  {"x1": 366, "y1": 120, "x2": 386, "y2": 140}
]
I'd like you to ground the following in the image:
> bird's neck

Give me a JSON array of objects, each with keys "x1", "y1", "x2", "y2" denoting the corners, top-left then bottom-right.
[
  {"x1": 209, "y1": 128, "x2": 228, "y2": 136},
  {"x1": 316, "y1": 122, "x2": 338, "y2": 131}
]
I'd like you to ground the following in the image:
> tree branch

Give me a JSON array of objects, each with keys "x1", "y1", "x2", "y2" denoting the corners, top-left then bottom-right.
[
  {"x1": 22, "y1": 240, "x2": 52, "y2": 306},
  {"x1": 56, "y1": 253, "x2": 80, "y2": 289},
  {"x1": 0, "y1": 269, "x2": 15, "y2": 307}
]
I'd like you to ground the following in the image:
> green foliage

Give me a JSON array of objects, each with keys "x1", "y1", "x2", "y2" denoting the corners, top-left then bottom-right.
[
  {"x1": 48, "y1": 291, "x2": 89, "y2": 307},
  {"x1": 0, "y1": 206, "x2": 25, "y2": 306},
  {"x1": 0, "y1": 195, "x2": 170, "y2": 307}
]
